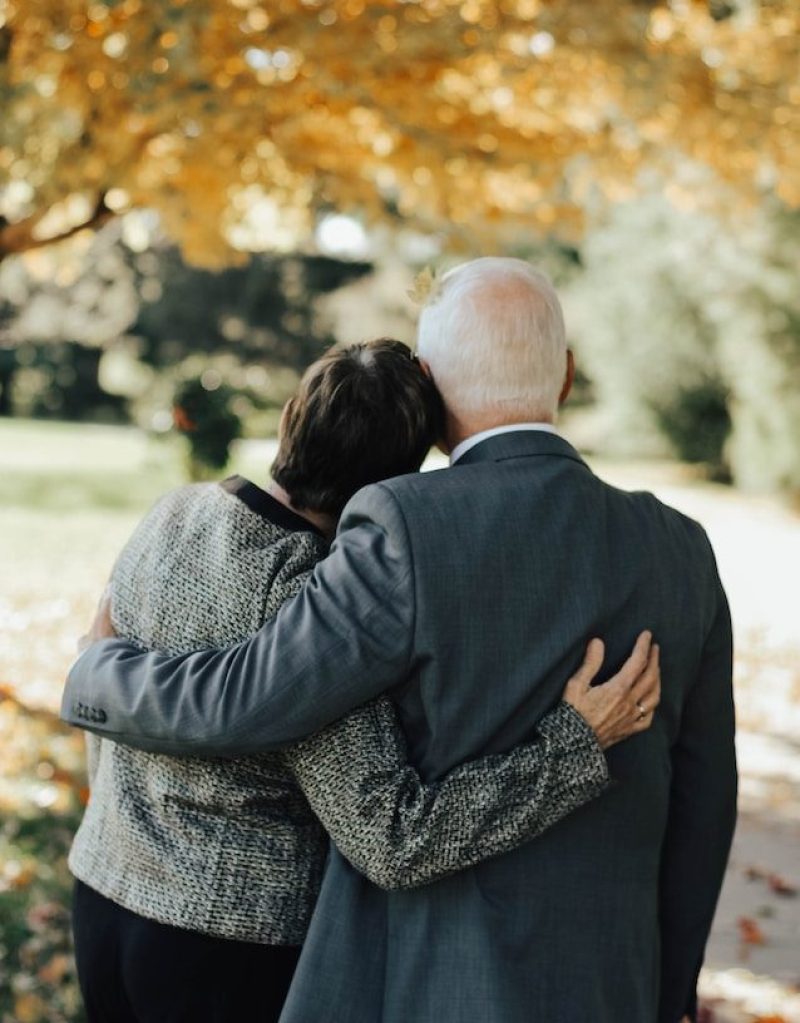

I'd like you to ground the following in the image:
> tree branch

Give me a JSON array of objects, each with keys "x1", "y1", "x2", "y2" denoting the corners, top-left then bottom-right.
[{"x1": 0, "y1": 193, "x2": 115, "y2": 263}]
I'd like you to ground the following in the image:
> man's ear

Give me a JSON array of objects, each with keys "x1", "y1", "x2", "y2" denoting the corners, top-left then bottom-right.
[
  {"x1": 417, "y1": 357, "x2": 450, "y2": 454},
  {"x1": 558, "y1": 349, "x2": 575, "y2": 406}
]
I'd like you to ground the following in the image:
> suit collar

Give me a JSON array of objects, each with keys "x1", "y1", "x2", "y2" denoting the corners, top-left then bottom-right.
[
  {"x1": 452, "y1": 429, "x2": 589, "y2": 469},
  {"x1": 449, "y1": 423, "x2": 559, "y2": 465}
]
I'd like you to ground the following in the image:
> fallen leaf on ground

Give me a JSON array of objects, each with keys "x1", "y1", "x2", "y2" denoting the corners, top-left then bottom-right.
[
  {"x1": 743, "y1": 865, "x2": 797, "y2": 898},
  {"x1": 738, "y1": 916, "x2": 767, "y2": 945},
  {"x1": 37, "y1": 952, "x2": 71, "y2": 984},
  {"x1": 14, "y1": 992, "x2": 47, "y2": 1022},
  {"x1": 767, "y1": 873, "x2": 797, "y2": 897}
]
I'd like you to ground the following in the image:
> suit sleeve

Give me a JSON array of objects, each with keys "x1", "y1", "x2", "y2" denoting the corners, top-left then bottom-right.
[
  {"x1": 60, "y1": 483, "x2": 416, "y2": 755},
  {"x1": 285, "y1": 697, "x2": 611, "y2": 890},
  {"x1": 658, "y1": 561, "x2": 737, "y2": 1023}
]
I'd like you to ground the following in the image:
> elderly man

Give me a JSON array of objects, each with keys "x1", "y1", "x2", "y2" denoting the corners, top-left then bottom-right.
[{"x1": 64, "y1": 257, "x2": 736, "y2": 1023}]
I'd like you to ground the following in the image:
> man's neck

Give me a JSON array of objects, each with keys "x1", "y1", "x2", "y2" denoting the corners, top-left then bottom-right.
[
  {"x1": 447, "y1": 421, "x2": 559, "y2": 466},
  {"x1": 266, "y1": 482, "x2": 337, "y2": 539},
  {"x1": 443, "y1": 411, "x2": 556, "y2": 456}
]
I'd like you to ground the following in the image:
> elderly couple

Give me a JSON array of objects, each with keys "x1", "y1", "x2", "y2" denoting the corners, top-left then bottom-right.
[{"x1": 64, "y1": 257, "x2": 736, "y2": 1023}]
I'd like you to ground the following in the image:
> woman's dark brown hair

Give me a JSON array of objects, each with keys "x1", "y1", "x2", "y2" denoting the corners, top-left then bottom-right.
[{"x1": 271, "y1": 339, "x2": 444, "y2": 516}]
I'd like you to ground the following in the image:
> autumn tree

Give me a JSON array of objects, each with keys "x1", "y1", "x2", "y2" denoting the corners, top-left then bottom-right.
[{"x1": 1, "y1": 0, "x2": 798, "y2": 267}]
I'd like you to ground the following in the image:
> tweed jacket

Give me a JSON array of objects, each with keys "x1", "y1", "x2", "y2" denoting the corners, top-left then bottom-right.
[
  {"x1": 64, "y1": 434, "x2": 736, "y2": 1022},
  {"x1": 68, "y1": 475, "x2": 609, "y2": 944}
]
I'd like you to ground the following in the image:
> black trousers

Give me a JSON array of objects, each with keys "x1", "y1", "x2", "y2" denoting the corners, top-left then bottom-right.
[{"x1": 72, "y1": 880, "x2": 301, "y2": 1023}]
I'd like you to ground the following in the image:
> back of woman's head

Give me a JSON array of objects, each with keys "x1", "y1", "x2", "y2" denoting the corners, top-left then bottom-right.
[{"x1": 270, "y1": 338, "x2": 444, "y2": 517}]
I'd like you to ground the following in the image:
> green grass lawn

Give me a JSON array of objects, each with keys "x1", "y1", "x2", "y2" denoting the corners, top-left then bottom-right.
[
  {"x1": 1, "y1": 419, "x2": 279, "y2": 708},
  {"x1": 0, "y1": 417, "x2": 275, "y2": 513}
]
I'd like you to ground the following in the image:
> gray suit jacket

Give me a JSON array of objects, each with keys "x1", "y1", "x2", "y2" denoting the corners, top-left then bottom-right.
[{"x1": 64, "y1": 432, "x2": 737, "y2": 1023}]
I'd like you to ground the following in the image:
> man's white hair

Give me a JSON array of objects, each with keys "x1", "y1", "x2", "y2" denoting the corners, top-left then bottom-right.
[{"x1": 416, "y1": 257, "x2": 567, "y2": 422}]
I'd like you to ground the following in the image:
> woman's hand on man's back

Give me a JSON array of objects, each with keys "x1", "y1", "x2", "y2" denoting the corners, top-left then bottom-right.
[{"x1": 562, "y1": 631, "x2": 661, "y2": 750}]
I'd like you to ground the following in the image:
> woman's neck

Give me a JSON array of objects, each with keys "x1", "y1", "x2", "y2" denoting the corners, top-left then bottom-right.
[{"x1": 266, "y1": 481, "x2": 336, "y2": 540}]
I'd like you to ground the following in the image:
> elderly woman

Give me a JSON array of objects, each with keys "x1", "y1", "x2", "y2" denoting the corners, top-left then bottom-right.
[{"x1": 69, "y1": 339, "x2": 658, "y2": 1023}]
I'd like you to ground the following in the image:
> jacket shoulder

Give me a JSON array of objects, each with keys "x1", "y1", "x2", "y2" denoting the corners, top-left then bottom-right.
[
  {"x1": 137, "y1": 481, "x2": 219, "y2": 520},
  {"x1": 340, "y1": 469, "x2": 442, "y2": 517},
  {"x1": 623, "y1": 486, "x2": 712, "y2": 543}
]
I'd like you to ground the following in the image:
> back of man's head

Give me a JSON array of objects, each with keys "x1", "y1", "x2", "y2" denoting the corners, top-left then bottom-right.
[{"x1": 416, "y1": 257, "x2": 567, "y2": 426}]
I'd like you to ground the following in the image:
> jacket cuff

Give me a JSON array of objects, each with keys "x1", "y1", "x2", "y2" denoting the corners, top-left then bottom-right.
[{"x1": 538, "y1": 701, "x2": 610, "y2": 787}]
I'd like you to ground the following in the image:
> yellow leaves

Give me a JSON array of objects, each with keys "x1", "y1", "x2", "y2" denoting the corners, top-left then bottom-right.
[
  {"x1": 648, "y1": 8, "x2": 676, "y2": 45},
  {"x1": 407, "y1": 265, "x2": 439, "y2": 305},
  {"x1": 7, "y1": 895, "x2": 84, "y2": 1020},
  {"x1": 14, "y1": 993, "x2": 48, "y2": 1023},
  {"x1": 3, "y1": 0, "x2": 799, "y2": 263},
  {"x1": 776, "y1": 177, "x2": 800, "y2": 207},
  {"x1": 4, "y1": 861, "x2": 37, "y2": 890},
  {"x1": 37, "y1": 952, "x2": 72, "y2": 985}
]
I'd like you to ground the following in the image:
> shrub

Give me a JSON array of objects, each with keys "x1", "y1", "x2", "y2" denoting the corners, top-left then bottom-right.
[
  {"x1": 566, "y1": 196, "x2": 800, "y2": 495},
  {"x1": 172, "y1": 378, "x2": 243, "y2": 481}
]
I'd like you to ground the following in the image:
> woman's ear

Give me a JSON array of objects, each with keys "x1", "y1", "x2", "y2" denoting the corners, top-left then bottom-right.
[{"x1": 417, "y1": 357, "x2": 433, "y2": 381}]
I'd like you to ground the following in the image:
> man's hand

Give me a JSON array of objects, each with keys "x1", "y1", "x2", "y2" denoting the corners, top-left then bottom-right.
[
  {"x1": 562, "y1": 631, "x2": 660, "y2": 750},
  {"x1": 77, "y1": 587, "x2": 117, "y2": 654}
]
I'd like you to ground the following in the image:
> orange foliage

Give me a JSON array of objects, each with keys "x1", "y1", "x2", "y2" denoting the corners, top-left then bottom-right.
[
  {"x1": 737, "y1": 916, "x2": 767, "y2": 946},
  {"x1": 1, "y1": 0, "x2": 799, "y2": 264}
]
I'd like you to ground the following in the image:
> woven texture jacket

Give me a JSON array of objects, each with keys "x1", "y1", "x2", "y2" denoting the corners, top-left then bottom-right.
[{"x1": 69, "y1": 475, "x2": 608, "y2": 944}]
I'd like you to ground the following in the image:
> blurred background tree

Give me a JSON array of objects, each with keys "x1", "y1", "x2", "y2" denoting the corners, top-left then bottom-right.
[
  {"x1": 2, "y1": 5, "x2": 800, "y2": 1021},
  {"x1": 2, "y1": 0, "x2": 799, "y2": 264},
  {"x1": 172, "y1": 376, "x2": 242, "y2": 479},
  {"x1": 565, "y1": 197, "x2": 800, "y2": 493},
  {"x1": 0, "y1": 220, "x2": 371, "y2": 432},
  {"x1": 0, "y1": 0, "x2": 798, "y2": 495}
]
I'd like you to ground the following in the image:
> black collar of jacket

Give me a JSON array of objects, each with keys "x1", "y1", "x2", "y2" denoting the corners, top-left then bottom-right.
[
  {"x1": 219, "y1": 475, "x2": 327, "y2": 539},
  {"x1": 452, "y1": 429, "x2": 590, "y2": 470}
]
